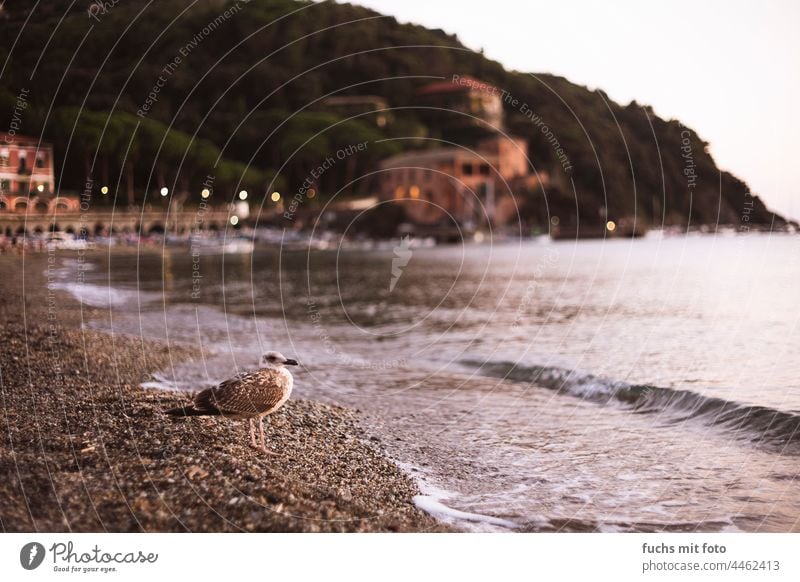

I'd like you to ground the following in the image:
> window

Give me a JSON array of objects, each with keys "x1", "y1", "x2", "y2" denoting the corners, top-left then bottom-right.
[
  {"x1": 0, "y1": 148, "x2": 8, "y2": 166},
  {"x1": 462, "y1": 163, "x2": 474, "y2": 175},
  {"x1": 36, "y1": 151, "x2": 46, "y2": 168},
  {"x1": 479, "y1": 164, "x2": 490, "y2": 176},
  {"x1": 0, "y1": 179, "x2": 9, "y2": 191}
]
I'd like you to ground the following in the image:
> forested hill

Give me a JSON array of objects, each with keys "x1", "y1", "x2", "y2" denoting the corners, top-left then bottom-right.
[{"x1": 0, "y1": 0, "x2": 783, "y2": 227}]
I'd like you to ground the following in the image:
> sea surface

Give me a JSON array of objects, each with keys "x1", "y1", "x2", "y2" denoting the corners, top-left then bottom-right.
[{"x1": 53, "y1": 233, "x2": 800, "y2": 531}]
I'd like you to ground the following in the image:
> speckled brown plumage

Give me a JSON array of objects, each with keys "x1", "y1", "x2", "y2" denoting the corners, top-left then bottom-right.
[
  {"x1": 166, "y1": 353, "x2": 297, "y2": 453},
  {"x1": 193, "y1": 369, "x2": 291, "y2": 418}
]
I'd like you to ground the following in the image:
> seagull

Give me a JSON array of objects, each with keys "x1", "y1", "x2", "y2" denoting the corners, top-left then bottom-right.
[{"x1": 165, "y1": 351, "x2": 299, "y2": 453}]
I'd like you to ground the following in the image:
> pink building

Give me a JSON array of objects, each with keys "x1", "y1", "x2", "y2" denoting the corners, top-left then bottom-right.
[
  {"x1": 378, "y1": 134, "x2": 546, "y2": 226},
  {"x1": 0, "y1": 133, "x2": 55, "y2": 196},
  {"x1": 0, "y1": 133, "x2": 81, "y2": 215}
]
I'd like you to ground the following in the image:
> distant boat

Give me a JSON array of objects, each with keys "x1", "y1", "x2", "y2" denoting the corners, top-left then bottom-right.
[{"x1": 188, "y1": 236, "x2": 254, "y2": 254}]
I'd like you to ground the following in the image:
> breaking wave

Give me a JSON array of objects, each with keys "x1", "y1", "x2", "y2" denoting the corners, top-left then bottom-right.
[{"x1": 463, "y1": 359, "x2": 800, "y2": 452}]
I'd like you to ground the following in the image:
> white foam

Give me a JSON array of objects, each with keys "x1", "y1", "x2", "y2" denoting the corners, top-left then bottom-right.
[
  {"x1": 141, "y1": 371, "x2": 217, "y2": 393},
  {"x1": 140, "y1": 371, "x2": 181, "y2": 392},
  {"x1": 51, "y1": 281, "x2": 160, "y2": 308},
  {"x1": 412, "y1": 494, "x2": 518, "y2": 531},
  {"x1": 396, "y1": 462, "x2": 519, "y2": 531}
]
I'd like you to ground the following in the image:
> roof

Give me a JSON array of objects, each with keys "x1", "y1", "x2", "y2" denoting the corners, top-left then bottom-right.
[{"x1": 417, "y1": 75, "x2": 498, "y2": 97}]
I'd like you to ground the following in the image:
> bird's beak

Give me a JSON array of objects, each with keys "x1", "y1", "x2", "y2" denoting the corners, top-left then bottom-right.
[{"x1": 284, "y1": 359, "x2": 299, "y2": 366}]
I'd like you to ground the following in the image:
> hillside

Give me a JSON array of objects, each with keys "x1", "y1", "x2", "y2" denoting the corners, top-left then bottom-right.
[{"x1": 0, "y1": 0, "x2": 783, "y2": 228}]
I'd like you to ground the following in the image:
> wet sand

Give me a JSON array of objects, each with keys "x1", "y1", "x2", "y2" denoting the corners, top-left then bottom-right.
[{"x1": 0, "y1": 252, "x2": 448, "y2": 532}]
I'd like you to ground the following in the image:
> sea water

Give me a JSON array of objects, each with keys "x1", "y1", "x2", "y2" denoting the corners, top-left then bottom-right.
[{"x1": 54, "y1": 233, "x2": 800, "y2": 531}]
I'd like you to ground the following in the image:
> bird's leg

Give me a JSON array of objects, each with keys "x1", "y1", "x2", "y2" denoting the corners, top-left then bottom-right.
[
  {"x1": 258, "y1": 416, "x2": 277, "y2": 455},
  {"x1": 248, "y1": 418, "x2": 257, "y2": 448}
]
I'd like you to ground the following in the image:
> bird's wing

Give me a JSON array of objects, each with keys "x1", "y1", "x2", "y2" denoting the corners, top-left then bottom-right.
[
  {"x1": 201, "y1": 369, "x2": 287, "y2": 416},
  {"x1": 193, "y1": 386, "x2": 221, "y2": 414}
]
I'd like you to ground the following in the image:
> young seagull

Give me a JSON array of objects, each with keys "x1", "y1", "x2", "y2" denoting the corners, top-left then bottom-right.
[{"x1": 165, "y1": 351, "x2": 299, "y2": 453}]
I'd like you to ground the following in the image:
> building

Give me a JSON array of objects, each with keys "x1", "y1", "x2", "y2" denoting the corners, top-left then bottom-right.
[
  {"x1": 0, "y1": 133, "x2": 234, "y2": 238},
  {"x1": 0, "y1": 133, "x2": 55, "y2": 197},
  {"x1": 0, "y1": 132, "x2": 77, "y2": 216},
  {"x1": 378, "y1": 134, "x2": 546, "y2": 227},
  {"x1": 416, "y1": 75, "x2": 504, "y2": 131},
  {"x1": 376, "y1": 76, "x2": 549, "y2": 228}
]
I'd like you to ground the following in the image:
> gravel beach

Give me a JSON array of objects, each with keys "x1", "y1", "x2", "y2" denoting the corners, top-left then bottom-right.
[{"x1": 0, "y1": 252, "x2": 448, "y2": 532}]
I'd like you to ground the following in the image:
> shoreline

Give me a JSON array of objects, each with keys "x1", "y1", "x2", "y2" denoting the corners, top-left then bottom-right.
[{"x1": 0, "y1": 253, "x2": 449, "y2": 532}]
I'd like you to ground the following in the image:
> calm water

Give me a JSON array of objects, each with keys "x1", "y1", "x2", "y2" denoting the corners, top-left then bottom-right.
[{"x1": 55, "y1": 233, "x2": 800, "y2": 531}]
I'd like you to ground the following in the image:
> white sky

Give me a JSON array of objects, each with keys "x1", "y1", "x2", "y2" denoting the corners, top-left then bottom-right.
[{"x1": 348, "y1": 0, "x2": 800, "y2": 221}]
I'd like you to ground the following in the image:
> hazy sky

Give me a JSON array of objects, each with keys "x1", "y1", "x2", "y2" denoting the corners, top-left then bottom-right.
[{"x1": 350, "y1": 0, "x2": 800, "y2": 222}]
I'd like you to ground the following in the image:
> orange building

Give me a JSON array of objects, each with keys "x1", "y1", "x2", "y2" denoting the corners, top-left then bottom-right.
[
  {"x1": 378, "y1": 134, "x2": 546, "y2": 227},
  {"x1": 377, "y1": 77, "x2": 548, "y2": 227},
  {"x1": 0, "y1": 133, "x2": 81, "y2": 215},
  {"x1": 0, "y1": 133, "x2": 55, "y2": 195}
]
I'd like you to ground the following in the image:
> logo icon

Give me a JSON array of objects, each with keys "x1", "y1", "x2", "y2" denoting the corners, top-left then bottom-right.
[
  {"x1": 20, "y1": 542, "x2": 46, "y2": 570},
  {"x1": 390, "y1": 236, "x2": 413, "y2": 293}
]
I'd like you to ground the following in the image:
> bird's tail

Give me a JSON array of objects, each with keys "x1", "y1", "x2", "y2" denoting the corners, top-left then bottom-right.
[{"x1": 164, "y1": 405, "x2": 219, "y2": 417}]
